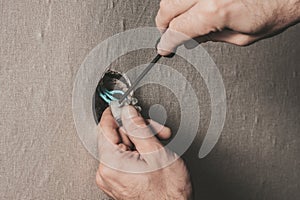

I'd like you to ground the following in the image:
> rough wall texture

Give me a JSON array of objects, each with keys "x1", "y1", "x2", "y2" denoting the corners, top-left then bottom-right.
[{"x1": 0, "y1": 0, "x2": 299, "y2": 199}]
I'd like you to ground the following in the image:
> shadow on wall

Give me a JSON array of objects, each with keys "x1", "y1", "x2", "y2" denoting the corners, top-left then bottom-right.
[
  {"x1": 95, "y1": 36, "x2": 300, "y2": 199},
  {"x1": 183, "y1": 29, "x2": 300, "y2": 200}
]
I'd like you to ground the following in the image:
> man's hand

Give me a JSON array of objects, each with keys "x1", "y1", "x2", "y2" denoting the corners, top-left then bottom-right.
[
  {"x1": 156, "y1": 0, "x2": 300, "y2": 55},
  {"x1": 96, "y1": 106, "x2": 192, "y2": 200}
]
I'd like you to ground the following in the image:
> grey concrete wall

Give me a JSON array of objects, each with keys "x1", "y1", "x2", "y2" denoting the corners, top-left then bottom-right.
[{"x1": 0, "y1": 0, "x2": 299, "y2": 199}]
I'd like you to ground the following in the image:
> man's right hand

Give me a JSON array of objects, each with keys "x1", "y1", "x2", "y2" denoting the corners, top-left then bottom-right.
[{"x1": 156, "y1": 0, "x2": 300, "y2": 55}]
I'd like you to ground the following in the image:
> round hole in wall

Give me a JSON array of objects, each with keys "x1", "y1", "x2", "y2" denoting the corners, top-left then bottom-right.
[{"x1": 92, "y1": 69, "x2": 132, "y2": 124}]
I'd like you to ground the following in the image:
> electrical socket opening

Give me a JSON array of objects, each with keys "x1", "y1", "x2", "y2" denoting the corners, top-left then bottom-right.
[{"x1": 92, "y1": 69, "x2": 132, "y2": 124}]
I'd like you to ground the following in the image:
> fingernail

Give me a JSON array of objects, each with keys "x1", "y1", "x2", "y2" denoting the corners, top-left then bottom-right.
[
  {"x1": 157, "y1": 48, "x2": 163, "y2": 55},
  {"x1": 157, "y1": 48, "x2": 172, "y2": 56},
  {"x1": 157, "y1": 42, "x2": 174, "y2": 57},
  {"x1": 156, "y1": 42, "x2": 166, "y2": 54},
  {"x1": 122, "y1": 106, "x2": 138, "y2": 119}
]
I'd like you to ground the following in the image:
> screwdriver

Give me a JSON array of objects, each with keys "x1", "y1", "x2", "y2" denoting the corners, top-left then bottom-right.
[
  {"x1": 118, "y1": 54, "x2": 162, "y2": 104},
  {"x1": 118, "y1": 38, "x2": 176, "y2": 104}
]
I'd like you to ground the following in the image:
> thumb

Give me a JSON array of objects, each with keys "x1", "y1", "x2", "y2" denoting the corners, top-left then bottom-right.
[
  {"x1": 207, "y1": 30, "x2": 258, "y2": 46},
  {"x1": 184, "y1": 30, "x2": 259, "y2": 48},
  {"x1": 121, "y1": 106, "x2": 163, "y2": 154}
]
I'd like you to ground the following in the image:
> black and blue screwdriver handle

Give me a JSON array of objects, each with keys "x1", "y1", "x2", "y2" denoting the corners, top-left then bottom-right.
[{"x1": 109, "y1": 38, "x2": 176, "y2": 127}]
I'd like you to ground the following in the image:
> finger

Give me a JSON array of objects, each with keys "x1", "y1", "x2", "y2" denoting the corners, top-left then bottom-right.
[
  {"x1": 118, "y1": 120, "x2": 169, "y2": 148},
  {"x1": 99, "y1": 108, "x2": 121, "y2": 145},
  {"x1": 96, "y1": 170, "x2": 110, "y2": 192},
  {"x1": 98, "y1": 140, "x2": 147, "y2": 172},
  {"x1": 98, "y1": 114, "x2": 129, "y2": 168},
  {"x1": 185, "y1": 30, "x2": 259, "y2": 47},
  {"x1": 146, "y1": 119, "x2": 172, "y2": 140},
  {"x1": 96, "y1": 166, "x2": 116, "y2": 199},
  {"x1": 156, "y1": 0, "x2": 197, "y2": 31},
  {"x1": 98, "y1": 111, "x2": 148, "y2": 172},
  {"x1": 118, "y1": 127, "x2": 134, "y2": 149},
  {"x1": 157, "y1": 2, "x2": 224, "y2": 55},
  {"x1": 118, "y1": 143, "x2": 129, "y2": 151},
  {"x1": 208, "y1": 30, "x2": 259, "y2": 46},
  {"x1": 121, "y1": 106, "x2": 163, "y2": 154}
]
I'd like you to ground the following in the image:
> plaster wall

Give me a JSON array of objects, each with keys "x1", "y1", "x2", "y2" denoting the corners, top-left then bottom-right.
[{"x1": 0, "y1": 1, "x2": 299, "y2": 199}]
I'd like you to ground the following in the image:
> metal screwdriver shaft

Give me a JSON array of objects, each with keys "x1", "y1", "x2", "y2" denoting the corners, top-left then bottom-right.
[{"x1": 118, "y1": 54, "x2": 162, "y2": 104}]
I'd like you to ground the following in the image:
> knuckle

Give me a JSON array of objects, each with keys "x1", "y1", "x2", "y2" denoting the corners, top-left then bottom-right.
[
  {"x1": 98, "y1": 165, "x2": 111, "y2": 178},
  {"x1": 159, "y1": 0, "x2": 169, "y2": 10},
  {"x1": 205, "y1": 0, "x2": 222, "y2": 16},
  {"x1": 165, "y1": 127, "x2": 171, "y2": 135},
  {"x1": 95, "y1": 173, "x2": 104, "y2": 188},
  {"x1": 205, "y1": 0, "x2": 229, "y2": 22},
  {"x1": 169, "y1": 20, "x2": 180, "y2": 31},
  {"x1": 236, "y1": 41, "x2": 248, "y2": 46},
  {"x1": 155, "y1": 15, "x2": 159, "y2": 24},
  {"x1": 155, "y1": 15, "x2": 161, "y2": 27},
  {"x1": 99, "y1": 121, "x2": 106, "y2": 128},
  {"x1": 234, "y1": 36, "x2": 252, "y2": 46},
  {"x1": 236, "y1": 40, "x2": 249, "y2": 46},
  {"x1": 130, "y1": 116, "x2": 147, "y2": 128},
  {"x1": 98, "y1": 166, "x2": 105, "y2": 177},
  {"x1": 237, "y1": 41, "x2": 250, "y2": 47},
  {"x1": 110, "y1": 136, "x2": 120, "y2": 145}
]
